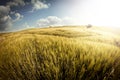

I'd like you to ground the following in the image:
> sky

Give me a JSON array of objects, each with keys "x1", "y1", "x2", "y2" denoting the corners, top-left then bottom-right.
[{"x1": 0, "y1": 0, "x2": 120, "y2": 32}]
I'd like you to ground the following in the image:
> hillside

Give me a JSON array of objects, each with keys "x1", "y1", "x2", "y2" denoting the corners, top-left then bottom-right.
[{"x1": 0, "y1": 26, "x2": 120, "y2": 80}]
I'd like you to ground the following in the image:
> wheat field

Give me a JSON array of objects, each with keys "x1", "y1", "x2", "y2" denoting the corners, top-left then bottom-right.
[{"x1": 0, "y1": 26, "x2": 120, "y2": 80}]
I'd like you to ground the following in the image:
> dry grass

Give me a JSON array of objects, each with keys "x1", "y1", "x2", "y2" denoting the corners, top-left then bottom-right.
[{"x1": 0, "y1": 26, "x2": 120, "y2": 80}]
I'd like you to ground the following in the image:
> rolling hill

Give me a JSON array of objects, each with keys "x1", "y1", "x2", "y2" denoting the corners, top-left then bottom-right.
[{"x1": 0, "y1": 26, "x2": 120, "y2": 80}]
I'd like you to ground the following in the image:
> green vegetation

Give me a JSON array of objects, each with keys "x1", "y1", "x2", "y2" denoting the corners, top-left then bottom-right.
[{"x1": 0, "y1": 26, "x2": 120, "y2": 80}]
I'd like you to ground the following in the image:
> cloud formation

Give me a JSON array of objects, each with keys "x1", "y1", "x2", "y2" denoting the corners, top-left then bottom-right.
[
  {"x1": 0, "y1": 6, "x2": 10, "y2": 16},
  {"x1": 0, "y1": 0, "x2": 50, "y2": 31},
  {"x1": 7, "y1": 0, "x2": 25, "y2": 7},
  {"x1": 37, "y1": 16, "x2": 79, "y2": 27},
  {"x1": 0, "y1": 15, "x2": 12, "y2": 31},
  {"x1": 23, "y1": 22, "x2": 31, "y2": 28},
  {"x1": 0, "y1": 0, "x2": 26, "y2": 31},
  {"x1": 0, "y1": 6, "x2": 12, "y2": 31},
  {"x1": 31, "y1": 0, "x2": 49, "y2": 12},
  {"x1": 13, "y1": 13, "x2": 24, "y2": 22}
]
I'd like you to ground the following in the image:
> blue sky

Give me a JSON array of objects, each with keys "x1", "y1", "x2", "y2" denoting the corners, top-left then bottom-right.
[{"x1": 0, "y1": 0, "x2": 120, "y2": 32}]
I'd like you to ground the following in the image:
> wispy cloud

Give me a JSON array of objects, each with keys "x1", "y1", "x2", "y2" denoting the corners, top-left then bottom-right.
[
  {"x1": 30, "y1": 0, "x2": 50, "y2": 12},
  {"x1": 23, "y1": 22, "x2": 31, "y2": 28},
  {"x1": 13, "y1": 13, "x2": 24, "y2": 22}
]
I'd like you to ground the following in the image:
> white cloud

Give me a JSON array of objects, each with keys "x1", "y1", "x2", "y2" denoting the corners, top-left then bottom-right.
[
  {"x1": 0, "y1": 6, "x2": 10, "y2": 16},
  {"x1": 0, "y1": 0, "x2": 25, "y2": 31},
  {"x1": 0, "y1": 6, "x2": 23, "y2": 31},
  {"x1": 31, "y1": 0, "x2": 49, "y2": 12},
  {"x1": 13, "y1": 13, "x2": 24, "y2": 22},
  {"x1": 0, "y1": 6, "x2": 12, "y2": 31},
  {"x1": 0, "y1": 15, "x2": 12, "y2": 31},
  {"x1": 7, "y1": 0, "x2": 25, "y2": 7},
  {"x1": 37, "y1": 16, "x2": 79, "y2": 27},
  {"x1": 23, "y1": 22, "x2": 31, "y2": 28}
]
